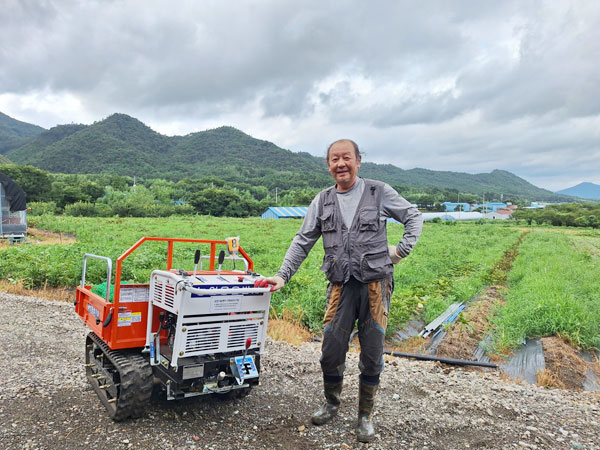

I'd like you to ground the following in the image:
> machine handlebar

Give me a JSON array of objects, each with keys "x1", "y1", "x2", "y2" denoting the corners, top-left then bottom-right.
[{"x1": 184, "y1": 286, "x2": 272, "y2": 295}]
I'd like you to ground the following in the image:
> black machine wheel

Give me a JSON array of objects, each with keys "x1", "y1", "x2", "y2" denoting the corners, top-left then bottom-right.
[{"x1": 85, "y1": 332, "x2": 153, "y2": 421}]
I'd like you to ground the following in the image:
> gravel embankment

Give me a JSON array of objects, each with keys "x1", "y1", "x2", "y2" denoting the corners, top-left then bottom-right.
[{"x1": 0, "y1": 292, "x2": 599, "y2": 450}]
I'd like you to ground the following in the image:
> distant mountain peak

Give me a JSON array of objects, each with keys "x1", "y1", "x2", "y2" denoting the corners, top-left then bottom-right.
[
  {"x1": 206, "y1": 125, "x2": 250, "y2": 137},
  {"x1": 556, "y1": 182, "x2": 600, "y2": 200},
  {"x1": 99, "y1": 113, "x2": 151, "y2": 128},
  {"x1": 102, "y1": 112, "x2": 143, "y2": 123}
]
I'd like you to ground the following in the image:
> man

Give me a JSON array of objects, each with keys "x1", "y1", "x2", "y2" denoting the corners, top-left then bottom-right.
[{"x1": 257, "y1": 139, "x2": 423, "y2": 442}]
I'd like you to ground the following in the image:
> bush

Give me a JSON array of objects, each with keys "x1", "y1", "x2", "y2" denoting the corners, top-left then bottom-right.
[
  {"x1": 64, "y1": 201, "x2": 97, "y2": 217},
  {"x1": 64, "y1": 201, "x2": 113, "y2": 217},
  {"x1": 94, "y1": 203, "x2": 113, "y2": 217},
  {"x1": 28, "y1": 201, "x2": 57, "y2": 215},
  {"x1": 109, "y1": 201, "x2": 195, "y2": 217}
]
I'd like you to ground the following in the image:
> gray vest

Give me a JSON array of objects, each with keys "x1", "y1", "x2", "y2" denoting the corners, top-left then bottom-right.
[{"x1": 318, "y1": 179, "x2": 393, "y2": 284}]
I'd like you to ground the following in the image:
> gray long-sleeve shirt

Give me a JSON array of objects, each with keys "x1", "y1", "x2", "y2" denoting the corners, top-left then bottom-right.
[{"x1": 276, "y1": 177, "x2": 423, "y2": 283}]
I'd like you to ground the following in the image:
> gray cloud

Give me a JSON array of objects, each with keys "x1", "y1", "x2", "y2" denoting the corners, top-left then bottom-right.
[{"x1": 0, "y1": 0, "x2": 598, "y2": 191}]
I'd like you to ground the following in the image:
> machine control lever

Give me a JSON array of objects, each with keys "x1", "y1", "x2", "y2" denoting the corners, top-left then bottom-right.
[
  {"x1": 242, "y1": 337, "x2": 252, "y2": 361},
  {"x1": 193, "y1": 249, "x2": 201, "y2": 276},
  {"x1": 217, "y1": 250, "x2": 225, "y2": 277}
]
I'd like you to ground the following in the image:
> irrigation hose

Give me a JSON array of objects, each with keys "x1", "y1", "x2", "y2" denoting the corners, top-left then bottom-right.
[{"x1": 384, "y1": 350, "x2": 498, "y2": 369}]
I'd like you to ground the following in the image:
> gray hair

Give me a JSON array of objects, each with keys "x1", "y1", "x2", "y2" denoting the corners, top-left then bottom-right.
[{"x1": 326, "y1": 139, "x2": 361, "y2": 161}]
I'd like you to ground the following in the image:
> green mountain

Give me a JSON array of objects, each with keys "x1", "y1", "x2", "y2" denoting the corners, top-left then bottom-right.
[
  {"x1": 7, "y1": 115, "x2": 169, "y2": 176},
  {"x1": 7, "y1": 113, "x2": 332, "y2": 188},
  {"x1": 167, "y1": 126, "x2": 331, "y2": 188},
  {"x1": 0, "y1": 111, "x2": 45, "y2": 154},
  {"x1": 359, "y1": 164, "x2": 567, "y2": 201},
  {"x1": 5, "y1": 112, "x2": 571, "y2": 201}
]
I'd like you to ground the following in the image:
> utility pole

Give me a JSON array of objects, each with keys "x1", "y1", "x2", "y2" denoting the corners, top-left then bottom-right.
[{"x1": 275, "y1": 187, "x2": 278, "y2": 205}]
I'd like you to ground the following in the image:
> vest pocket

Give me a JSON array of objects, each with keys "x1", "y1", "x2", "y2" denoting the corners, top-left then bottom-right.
[
  {"x1": 360, "y1": 250, "x2": 392, "y2": 282},
  {"x1": 319, "y1": 208, "x2": 336, "y2": 232},
  {"x1": 320, "y1": 254, "x2": 347, "y2": 284},
  {"x1": 358, "y1": 207, "x2": 380, "y2": 232}
]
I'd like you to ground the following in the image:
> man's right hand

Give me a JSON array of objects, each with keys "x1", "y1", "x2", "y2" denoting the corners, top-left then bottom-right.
[{"x1": 254, "y1": 275, "x2": 286, "y2": 292}]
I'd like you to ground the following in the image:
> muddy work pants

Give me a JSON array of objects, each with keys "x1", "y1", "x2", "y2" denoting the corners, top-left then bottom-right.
[{"x1": 320, "y1": 275, "x2": 393, "y2": 382}]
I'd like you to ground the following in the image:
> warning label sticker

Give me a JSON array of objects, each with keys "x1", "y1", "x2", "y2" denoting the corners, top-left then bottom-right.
[
  {"x1": 118, "y1": 312, "x2": 132, "y2": 327},
  {"x1": 131, "y1": 312, "x2": 142, "y2": 323},
  {"x1": 210, "y1": 296, "x2": 241, "y2": 313},
  {"x1": 86, "y1": 303, "x2": 100, "y2": 321},
  {"x1": 119, "y1": 287, "x2": 149, "y2": 303}
]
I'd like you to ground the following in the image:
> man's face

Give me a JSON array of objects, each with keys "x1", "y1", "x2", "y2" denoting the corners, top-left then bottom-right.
[{"x1": 327, "y1": 141, "x2": 361, "y2": 191}]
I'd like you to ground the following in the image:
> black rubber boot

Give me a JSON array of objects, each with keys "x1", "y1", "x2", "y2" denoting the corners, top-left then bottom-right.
[
  {"x1": 356, "y1": 381, "x2": 378, "y2": 442},
  {"x1": 311, "y1": 381, "x2": 343, "y2": 425}
]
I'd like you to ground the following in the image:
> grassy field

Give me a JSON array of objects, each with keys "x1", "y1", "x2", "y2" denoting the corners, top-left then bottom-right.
[
  {"x1": 491, "y1": 230, "x2": 600, "y2": 351},
  {"x1": 1, "y1": 215, "x2": 599, "y2": 351}
]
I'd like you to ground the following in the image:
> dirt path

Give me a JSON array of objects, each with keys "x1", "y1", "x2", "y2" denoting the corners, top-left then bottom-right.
[
  {"x1": 1, "y1": 292, "x2": 599, "y2": 449},
  {"x1": 26, "y1": 228, "x2": 78, "y2": 245}
]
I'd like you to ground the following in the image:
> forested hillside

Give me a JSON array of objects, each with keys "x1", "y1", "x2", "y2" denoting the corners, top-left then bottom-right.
[
  {"x1": 359, "y1": 165, "x2": 565, "y2": 201},
  {"x1": 2, "y1": 111, "x2": 576, "y2": 203},
  {"x1": 6, "y1": 114, "x2": 333, "y2": 190},
  {"x1": 0, "y1": 111, "x2": 45, "y2": 154}
]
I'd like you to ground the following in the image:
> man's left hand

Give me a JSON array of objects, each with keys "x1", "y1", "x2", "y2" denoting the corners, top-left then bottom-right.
[{"x1": 388, "y1": 245, "x2": 402, "y2": 264}]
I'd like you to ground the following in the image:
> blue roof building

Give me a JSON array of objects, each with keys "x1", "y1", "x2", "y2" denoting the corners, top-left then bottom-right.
[
  {"x1": 442, "y1": 202, "x2": 471, "y2": 212},
  {"x1": 261, "y1": 206, "x2": 309, "y2": 219}
]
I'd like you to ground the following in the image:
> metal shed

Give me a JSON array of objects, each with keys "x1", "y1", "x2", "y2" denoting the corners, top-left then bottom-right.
[
  {"x1": 387, "y1": 212, "x2": 484, "y2": 224},
  {"x1": 261, "y1": 206, "x2": 308, "y2": 219},
  {"x1": 421, "y1": 212, "x2": 484, "y2": 221},
  {"x1": 0, "y1": 173, "x2": 27, "y2": 243},
  {"x1": 484, "y1": 210, "x2": 513, "y2": 220}
]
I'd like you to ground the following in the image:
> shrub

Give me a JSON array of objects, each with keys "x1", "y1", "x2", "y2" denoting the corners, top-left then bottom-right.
[
  {"x1": 64, "y1": 201, "x2": 97, "y2": 217},
  {"x1": 64, "y1": 201, "x2": 113, "y2": 217},
  {"x1": 27, "y1": 201, "x2": 57, "y2": 215}
]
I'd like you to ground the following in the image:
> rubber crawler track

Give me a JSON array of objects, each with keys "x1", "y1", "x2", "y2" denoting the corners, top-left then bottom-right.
[{"x1": 86, "y1": 332, "x2": 153, "y2": 421}]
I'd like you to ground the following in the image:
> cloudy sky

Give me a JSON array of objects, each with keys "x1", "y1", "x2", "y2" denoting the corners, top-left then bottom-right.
[{"x1": 1, "y1": 0, "x2": 598, "y2": 191}]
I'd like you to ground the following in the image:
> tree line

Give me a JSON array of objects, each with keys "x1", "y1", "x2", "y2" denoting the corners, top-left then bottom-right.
[
  {"x1": 513, "y1": 203, "x2": 600, "y2": 228},
  {"x1": 1, "y1": 163, "x2": 545, "y2": 219},
  {"x1": 0, "y1": 164, "x2": 323, "y2": 218}
]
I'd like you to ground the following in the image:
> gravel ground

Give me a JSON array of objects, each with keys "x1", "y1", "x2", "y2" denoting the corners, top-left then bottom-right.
[{"x1": 1, "y1": 292, "x2": 599, "y2": 450}]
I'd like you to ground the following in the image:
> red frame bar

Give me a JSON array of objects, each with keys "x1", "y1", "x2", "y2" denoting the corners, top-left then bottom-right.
[{"x1": 110, "y1": 237, "x2": 255, "y2": 345}]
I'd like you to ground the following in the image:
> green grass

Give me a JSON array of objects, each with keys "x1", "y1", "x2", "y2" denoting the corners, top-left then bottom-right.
[
  {"x1": 1, "y1": 215, "x2": 520, "y2": 334},
  {"x1": 388, "y1": 222, "x2": 520, "y2": 331},
  {"x1": 490, "y1": 231, "x2": 600, "y2": 351},
  {"x1": 7, "y1": 216, "x2": 599, "y2": 348}
]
